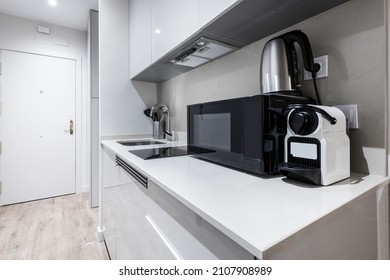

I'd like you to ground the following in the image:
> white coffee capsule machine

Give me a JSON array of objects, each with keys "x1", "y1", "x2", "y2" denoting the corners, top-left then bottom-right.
[{"x1": 278, "y1": 104, "x2": 350, "y2": 185}]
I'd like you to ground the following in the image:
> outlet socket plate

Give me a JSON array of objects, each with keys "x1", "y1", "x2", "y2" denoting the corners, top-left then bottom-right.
[
  {"x1": 334, "y1": 104, "x2": 359, "y2": 129},
  {"x1": 304, "y1": 55, "x2": 328, "y2": 80}
]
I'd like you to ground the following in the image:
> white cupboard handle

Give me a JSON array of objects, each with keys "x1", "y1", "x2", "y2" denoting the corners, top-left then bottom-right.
[{"x1": 145, "y1": 215, "x2": 183, "y2": 260}]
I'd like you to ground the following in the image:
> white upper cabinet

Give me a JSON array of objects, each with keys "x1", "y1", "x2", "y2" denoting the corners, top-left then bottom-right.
[
  {"x1": 129, "y1": 0, "x2": 152, "y2": 78},
  {"x1": 151, "y1": 0, "x2": 200, "y2": 63},
  {"x1": 199, "y1": 0, "x2": 238, "y2": 27},
  {"x1": 130, "y1": 0, "x2": 350, "y2": 82},
  {"x1": 129, "y1": 0, "x2": 240, "y2": 79}
]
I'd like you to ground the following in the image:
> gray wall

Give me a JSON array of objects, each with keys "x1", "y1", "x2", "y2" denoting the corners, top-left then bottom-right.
[{"x1": 160, "y1": 0, "x2": 386, "y2": 176}]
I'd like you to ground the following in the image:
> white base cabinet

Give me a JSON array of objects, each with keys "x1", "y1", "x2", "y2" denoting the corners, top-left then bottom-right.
[
  {"x1": 103, "y1": 152, "x2": 254, "y2": 259},
  {"x1": 101, "y1": 141, "x2": 389, "y2": 260},
  {"x1": 104, "y1": 182, "x2": 177, "y2": 259},
  {"x1": 263, "y1": 189, "x2": 380, "y2": 259}
]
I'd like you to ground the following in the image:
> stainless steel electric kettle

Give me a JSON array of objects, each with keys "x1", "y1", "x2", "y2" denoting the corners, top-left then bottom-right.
[{"x1": 260, "y1": 30, "x2": 320, "y2": 99}]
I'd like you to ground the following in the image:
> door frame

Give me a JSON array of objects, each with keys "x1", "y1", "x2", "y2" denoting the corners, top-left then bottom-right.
[{"x1": 0, "y1": 48, "x2": 84, "y2": 196}]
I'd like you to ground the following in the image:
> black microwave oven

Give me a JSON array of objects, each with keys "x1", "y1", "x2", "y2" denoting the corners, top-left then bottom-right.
[{"x1": 187, "y1": 93, "x2": 312, "y2": 175}]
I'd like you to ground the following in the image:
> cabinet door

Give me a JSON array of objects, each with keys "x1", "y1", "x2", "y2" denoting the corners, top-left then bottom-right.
[
  {"x1": 151, "y1": 0, "x2": 200, "y2": 62},
  {"x1": 129, "y1": 0, "x2": 152, "y2": 78},
  {"x1": 147, "y1": 181, "x2": 254, "y2": 260},
  {"x1": 104, "y1": 179, "x2": 253, "y2": 260},
  {"x1": 104, "y1": 182, "x2": 176, "y2": 260},
  {"x1": 199, "y1": 0, "x2": 238, "y2": 27}
]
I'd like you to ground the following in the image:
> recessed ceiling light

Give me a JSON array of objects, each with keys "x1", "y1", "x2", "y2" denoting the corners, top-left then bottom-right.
[{"x1": 48, "y1": 0, "x2": 58, "y2": 7}]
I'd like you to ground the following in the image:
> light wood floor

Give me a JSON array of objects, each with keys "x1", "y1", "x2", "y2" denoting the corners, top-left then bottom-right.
[{"x1": 0, "y1": 193, "x2": 109, "y2": 260}]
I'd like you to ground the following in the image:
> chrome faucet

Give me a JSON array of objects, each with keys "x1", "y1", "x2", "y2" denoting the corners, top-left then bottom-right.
[{"x1": 150, "y1": 104, "x2": 172, "y2": 140}]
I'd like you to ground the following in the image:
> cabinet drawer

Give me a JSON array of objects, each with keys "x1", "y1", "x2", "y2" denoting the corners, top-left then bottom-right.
[
  {"x1": 104, "y1": 182, "x2": 176, "y2": 260},
  {"x1": 147, "y1": 180, "x2": 254, "y2": 259},
  {"x1": 104, "y1": 162, "x2": 253, "y2": 259}
]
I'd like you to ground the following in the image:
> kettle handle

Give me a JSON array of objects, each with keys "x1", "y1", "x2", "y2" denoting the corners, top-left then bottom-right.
[{"x1": 281, "y1": 30, "x2": 320, "y2": 73}]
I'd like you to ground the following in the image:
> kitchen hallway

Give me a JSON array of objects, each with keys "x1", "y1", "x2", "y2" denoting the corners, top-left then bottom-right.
[{"x1": 0, "y1": 193, "x2": 109, "y2": 260}]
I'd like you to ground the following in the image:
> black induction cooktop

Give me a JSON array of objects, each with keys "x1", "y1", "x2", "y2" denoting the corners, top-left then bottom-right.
[{"x1": 129, "y1": 145, "x2": 214, "y2": 160}]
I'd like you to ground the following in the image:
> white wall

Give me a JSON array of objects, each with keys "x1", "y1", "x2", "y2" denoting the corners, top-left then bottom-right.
[
  {"x1": 99, "y1": 0, "x2": 157, "y2": 137},
  {"x1": 161, "y1": 0, "x2": 387, "y2": 177},
  {"x1": 0, "y1": 12, "x2": 90, "y2": 193}
]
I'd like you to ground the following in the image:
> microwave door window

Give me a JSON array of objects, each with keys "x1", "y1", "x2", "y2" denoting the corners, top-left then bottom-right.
[{"x1": 193, "y1": 113, "x2": 231, "y2": 151}]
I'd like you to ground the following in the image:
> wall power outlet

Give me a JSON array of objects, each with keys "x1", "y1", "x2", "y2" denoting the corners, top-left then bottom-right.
[
  {"x1": 304, "y1": 55, "x2": 328, "y2": 80},
  {"x1": 334, "y1": 104, "x2": 359, "y2": 129}
]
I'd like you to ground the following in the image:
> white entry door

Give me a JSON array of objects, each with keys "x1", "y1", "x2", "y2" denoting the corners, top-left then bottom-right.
[{"x1": 1, "y1": 50, "x2": 76, "y2": 205}]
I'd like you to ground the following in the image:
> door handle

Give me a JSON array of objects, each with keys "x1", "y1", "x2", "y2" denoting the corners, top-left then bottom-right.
[{"x1": 70, "y1": 120, "x2": 74, "y2": 135}]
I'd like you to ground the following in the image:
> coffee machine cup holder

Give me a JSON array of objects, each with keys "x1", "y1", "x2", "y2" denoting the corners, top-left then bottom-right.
[{"x1": 278, "y1": 162, "x2": 321, "y2": 185}]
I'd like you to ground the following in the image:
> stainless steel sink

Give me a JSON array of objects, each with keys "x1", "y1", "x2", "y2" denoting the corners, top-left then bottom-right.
[{"x1": 117, "y1": 140, "x2": 165, "y2": 146}]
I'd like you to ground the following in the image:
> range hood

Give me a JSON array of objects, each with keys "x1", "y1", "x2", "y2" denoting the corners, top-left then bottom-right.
[
  {"x1": 165, "y1": 37, "x2": 238, "y2": 68},
  {"x1": 133, "y1": 0, "x2": 350, "y2": 83}
]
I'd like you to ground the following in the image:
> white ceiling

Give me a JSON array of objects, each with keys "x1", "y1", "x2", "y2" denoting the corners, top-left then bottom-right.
[{"x1": 0, "y1": 0, "x2": 98, "y2": 31}]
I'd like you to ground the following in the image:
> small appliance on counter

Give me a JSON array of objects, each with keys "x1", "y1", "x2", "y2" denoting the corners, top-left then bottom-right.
[
  {"x1": 187, "y1": 30, "x2": 322, "y2": 176},
  {"x1": 278, "y1": 104, "x2": 350, "y2": 185},
  {"x1": 260, "y1": 30, "x2": 321, "y2": 101},
  {"x1": 187, "y1": 94, "x2": 312, "y2": 175}
]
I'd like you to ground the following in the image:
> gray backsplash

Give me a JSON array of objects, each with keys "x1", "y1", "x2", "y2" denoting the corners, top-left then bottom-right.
[{"x1": 160, "y1": 0, "x2": 386, "y2": 176}]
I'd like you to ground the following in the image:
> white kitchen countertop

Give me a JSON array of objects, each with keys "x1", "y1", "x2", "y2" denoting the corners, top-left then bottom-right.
[{"x1": 101, "y1": 138, "x2": 389, "y2": 259}]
